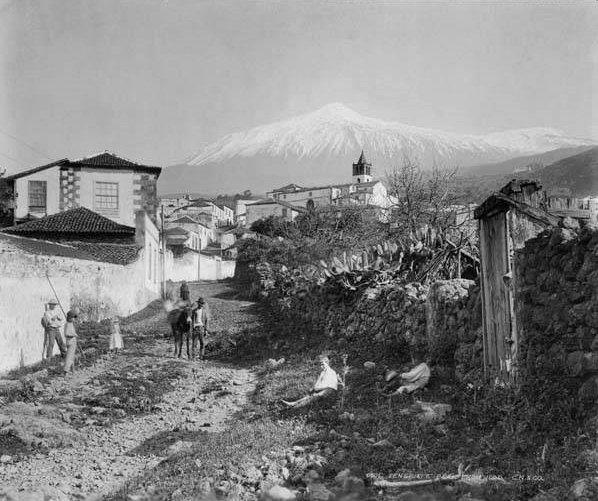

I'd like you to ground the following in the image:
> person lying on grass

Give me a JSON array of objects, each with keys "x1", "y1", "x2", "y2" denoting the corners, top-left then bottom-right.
[
  {"x1": 382, "y1": 359, "x2": 431, "y2": 396},
  {"x1": 281, "y1": 355, "x2": 344, "y2": 408}
]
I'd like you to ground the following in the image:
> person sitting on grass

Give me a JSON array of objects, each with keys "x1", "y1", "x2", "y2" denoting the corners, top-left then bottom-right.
[{"x1": 282, "y1": 355, "x2": 343, "y2": 408}]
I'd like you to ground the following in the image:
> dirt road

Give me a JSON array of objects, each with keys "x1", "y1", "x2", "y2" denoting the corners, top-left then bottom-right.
[{"x1": 0, "y1": 281, "x2": 258, "y2": 500}]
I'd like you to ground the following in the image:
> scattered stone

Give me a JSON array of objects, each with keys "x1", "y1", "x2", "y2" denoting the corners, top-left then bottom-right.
[
  {"x1": 261, "y1": 485, "x2": 296, "y2": 501},
  {"x1": 166, "y1": 440, "x2": 194, "y2": 456},
  {"x1": 214, "y1": 480, "x2": 231, "y2": 496},
  {"x1": 266, "y1": 358, "x2": 286, "y2": 370},
  {"x1": 0, "y1": 380, "x2": 22, "y2": 394},
  {"x1": 306, "y1": 482, "x2": 333, "y2": 501},
  {"x1": 371, "y1": 439, "x2": 393, "y2": 448},
  {"x1": 0, "y1": 454, "x2": 13, "y2": 463},
  {"x1": 303, "y1": 469, "x2": 320, "y2": 483},
  {"x1": 363, "y1": 361, "x2": 376, "y2": 369},
  {"x1": 567, "y1": 477, "x2": 598, "y2": 501},
  {"x1": 243, "y1": 465, "x2": 263, "y2": 484}
]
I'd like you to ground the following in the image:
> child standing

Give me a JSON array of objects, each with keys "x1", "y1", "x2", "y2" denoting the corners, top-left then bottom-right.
[
  {"x1": 63, "y1": 309, "x2": 79, "y2": 374},
  {"x1": 109, "y1": 317, "x2": 124, "y2": 353}
]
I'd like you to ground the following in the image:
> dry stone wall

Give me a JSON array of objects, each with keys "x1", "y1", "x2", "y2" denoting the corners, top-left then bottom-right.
[
  {"x1": 515, "y1": 223, "x2": 598, "y2": 409},
  {"x1": 249, "y1": 261, "x2": 482, "y2": 371}
]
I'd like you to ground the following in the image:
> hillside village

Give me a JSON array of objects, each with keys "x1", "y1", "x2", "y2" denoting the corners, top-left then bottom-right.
[
  {"x1": 2, "y1": 140, "x2": 598, "y2": 500},
  {"x1": 1, "y1": 3, "x2": 598, "y2": 500}
]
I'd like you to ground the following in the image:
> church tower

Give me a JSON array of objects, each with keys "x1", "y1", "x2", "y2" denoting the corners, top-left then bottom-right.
[{"x1": 352, "y1": 150, "x2": 372, "y2": 184}]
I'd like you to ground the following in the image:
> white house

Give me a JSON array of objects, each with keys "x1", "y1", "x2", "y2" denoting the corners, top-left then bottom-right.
[
  {"x1": 245, "y1": 200, "x2": 301, "y2": 227},
  {"x1": 5, "y1": 152, "x2": 161, "y2": 227},
  {"x1": 164, "y1": 215, "x2": 212, "y2": 249},
  {"x1": 267, "y1": 151, "x2": 392, "y2": 214}
]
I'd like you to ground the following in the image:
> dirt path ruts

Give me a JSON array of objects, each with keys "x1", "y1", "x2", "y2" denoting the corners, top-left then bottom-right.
[{"x1": 0, "y1": 281, "x2": 257, "y2": 499}]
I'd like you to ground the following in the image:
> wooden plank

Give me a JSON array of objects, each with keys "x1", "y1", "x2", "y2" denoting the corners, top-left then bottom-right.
[
  {"x1": 506, "y1": 210, "x2": 518, "y2": 382},
  {"x1": 479, "y1": 212, "x2": 511, "y2": 381},
  {"x1": 479, "y1": 219, "x2": 490, "y2": 376}
]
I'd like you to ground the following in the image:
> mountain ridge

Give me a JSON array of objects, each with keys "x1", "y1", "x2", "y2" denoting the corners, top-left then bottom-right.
[{"x1": 158, "y1": 103, "x2": 596, "y2": 194}]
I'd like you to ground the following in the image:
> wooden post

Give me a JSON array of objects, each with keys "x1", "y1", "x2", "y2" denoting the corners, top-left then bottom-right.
[{"x1": 160, "y1": 205, "x2": 166, "y2": 299}]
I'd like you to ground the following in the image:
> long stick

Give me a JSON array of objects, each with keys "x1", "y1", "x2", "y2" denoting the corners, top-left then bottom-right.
[
  {"x1": 45, "y1": 272, "x2": 66, "y2": 317},
  {"x1": 45, "y1": 272, "x2": 83, "y2": 366}
]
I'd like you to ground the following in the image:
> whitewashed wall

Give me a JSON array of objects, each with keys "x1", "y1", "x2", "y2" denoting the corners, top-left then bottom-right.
[{"x1": 0, "y1": 247, "x2": 158, "y2": 374}]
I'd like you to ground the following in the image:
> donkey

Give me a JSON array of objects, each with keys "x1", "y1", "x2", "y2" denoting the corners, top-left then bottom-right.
[{"x1": 164, "y1": 300, "x2": 193, "y2": 358}]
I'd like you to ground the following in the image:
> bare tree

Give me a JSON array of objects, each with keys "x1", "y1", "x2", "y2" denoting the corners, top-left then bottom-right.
[{"x1": 386, "y1": 154, "x2": 472, "y2": 242}]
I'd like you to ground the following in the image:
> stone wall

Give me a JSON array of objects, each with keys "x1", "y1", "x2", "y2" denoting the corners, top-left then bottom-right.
[
  {"x1": 251, "y1": 260, "x2": 481, "y2": 369},
  {"x1": 514, "y1": 223, "x2": 598, "y2": 408},
  {"x1": 0, "y1": 247, "x2": 157, "y2": 374}
]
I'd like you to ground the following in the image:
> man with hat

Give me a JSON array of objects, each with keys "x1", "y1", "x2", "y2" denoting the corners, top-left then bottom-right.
[
  {"x1": 63, "y1": 308, "x2": 79, "y2": 374},
  {"x1": 41, "y1": 300, "x2": 66, "y2": 360},
  {"x1": 191, "y1": 296, "x2": 210, "y2": 360},
  {"x1": 179, "y1": 281, "x2": 190, "y2": 302}
]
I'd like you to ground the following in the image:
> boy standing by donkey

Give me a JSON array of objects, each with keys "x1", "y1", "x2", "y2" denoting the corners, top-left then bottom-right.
[{"x1": 191, "y1": 297, "x2": 210, "y2": 360}]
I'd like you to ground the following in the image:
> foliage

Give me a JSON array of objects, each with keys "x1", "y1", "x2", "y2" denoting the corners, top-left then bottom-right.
[
  {"x1": 241, "y1": 206, "x2": 390, "y2": 271},
  {"x1": 212, "y1": 190, "x2": 255, "y2": 210},
  {"x1": 250, "y1": 215, "x2": 299, "y2": 239},
  {"x1": 0, "y1": 172, "x2": 14, "y2": 227},
  {"x1": 386, "y1": 154, "x2": 475, "y2": 241}
]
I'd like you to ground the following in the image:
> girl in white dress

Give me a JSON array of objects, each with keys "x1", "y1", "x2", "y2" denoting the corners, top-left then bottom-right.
[{"x1": 109, "y1": 317, "x2": 124, "y2": 353}]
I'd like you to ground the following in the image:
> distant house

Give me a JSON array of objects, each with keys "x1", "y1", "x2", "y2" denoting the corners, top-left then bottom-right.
[
  {"x1": 235, "y1": 198, "x2": 264, "y2": 225},
  {"x1": 266, "y1": 151, "x2": 392, "y2": 213},
  {"x1": 245, "y1": 200, "x2": 301, "y2": 227},
  {"x1": 164, "y1": 226, "x2": 202, "y2": 253},
  {"x1": 160, "y1": 195, "x2": 193, "y2": 216},
  {"x1": 216, "y1": 204, "x2": 235, "y2": 225},
  {"x1": 167, "y1": 198, "x2": 232, "y2": 228},
  {"x1": 3, "y1": 152, "x2": 161, "y2": 227},
  {"x1": 164, "y1": 215, "x2": 212, "y2": 249}
]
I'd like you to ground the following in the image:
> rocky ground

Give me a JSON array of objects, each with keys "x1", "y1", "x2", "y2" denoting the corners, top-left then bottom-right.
[
  {"x1": 0, "y1": 282, "x2": 257, "y2": 500},
  {"x1": 1, "y1": 281, "x2": 595, "y2": 501}
]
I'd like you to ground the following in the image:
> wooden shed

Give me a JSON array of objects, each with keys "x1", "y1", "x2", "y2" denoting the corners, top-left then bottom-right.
[{"x1": 474, "y1": 180, "x2": 560, "y2": 382}]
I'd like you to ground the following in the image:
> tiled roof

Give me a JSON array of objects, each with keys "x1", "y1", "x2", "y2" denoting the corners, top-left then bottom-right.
[
  {"x1": 3, "y1": 159, "x2": 68, "y2": 181},
  {"x1": 70, "y1": 152, "x2": 139, "y2": 167},
  {"x1": 68, "y1": 152, "x2": 161, "y2": 175},
  {"x1": 5, "y1": 152, "x2": 161, "y2": 180},
  {"x1": 164, "y1": 226, "x2": 189, "y2": 236},
  {"x1": 68, "y1": 242, "x2": 141, "y2": 265},
  {"x1": 0, "y1": 232, "x2": 97, "y2": 260},
  {"x1": 0, "y1": 233, "x2": 140, "y2": 265},
  {"x1": 3, "y1": 207, "x2": 135, "y2": 235},
  {"x1": 169, "y1": 216, "x2": 198, "y2": 224}
]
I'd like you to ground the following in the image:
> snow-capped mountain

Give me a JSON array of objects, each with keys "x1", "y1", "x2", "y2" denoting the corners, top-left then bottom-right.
[{"x1": 159, "y1": 103, "x2": 595, "y2": 194}]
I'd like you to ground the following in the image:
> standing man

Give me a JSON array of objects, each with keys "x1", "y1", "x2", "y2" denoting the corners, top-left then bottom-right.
[
  {"x1": 179, "y1": 281, "x2": 190, "y2": 302},
  {"x1": 63, "y1": 309, "x2": 79, "y2": 374},
  {"x1": 191, "y1": 297, "x2": 210, "y2": 360},
  {"x1": 42, "y1": 300, "x2": 66, "y2": 359}
]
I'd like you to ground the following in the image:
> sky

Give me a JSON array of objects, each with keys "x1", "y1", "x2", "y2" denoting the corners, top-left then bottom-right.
[{"x1": 0, "y1": 0, "x2": 596, "y2": 174}]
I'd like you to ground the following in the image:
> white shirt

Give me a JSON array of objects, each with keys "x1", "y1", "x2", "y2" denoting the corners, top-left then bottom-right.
[
  {"x1": 43, "y1": 310, "x2": 63, "y2": 329},
  {"x1": 314, "y1": 366, "x2": 339, "y2": 391},
  {"x1": 193, "y1": 308, "x2": 204, "y2": 327}
]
